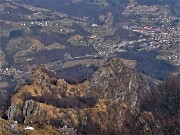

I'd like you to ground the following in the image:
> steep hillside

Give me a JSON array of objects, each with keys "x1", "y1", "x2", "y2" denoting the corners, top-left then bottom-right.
[{"x1": 4, "y1": 58, "x2": 162, "y2": 135}]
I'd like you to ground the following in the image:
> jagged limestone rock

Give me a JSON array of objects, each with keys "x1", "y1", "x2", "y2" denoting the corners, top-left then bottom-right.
[
  {"x1": 59, "y1": 125, "x2": 77, "y2": 135},
  {"x1": 7, "y1": 102, "x2": 17, "y2": 121},
  {"x1": 23, "y1": 100, "x2": 43, "y2": 117},
  {"x1": 6, "y1": 58, "x2": 160, "y2": 134},
  {"x1": 10, "y1": 121, "x2": 18, "y2": 133}
]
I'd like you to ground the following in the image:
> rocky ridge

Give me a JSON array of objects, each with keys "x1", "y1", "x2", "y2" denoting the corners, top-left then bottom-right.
[{"x1": 2, "y1": 58, "x2": 163, "y2": 135}]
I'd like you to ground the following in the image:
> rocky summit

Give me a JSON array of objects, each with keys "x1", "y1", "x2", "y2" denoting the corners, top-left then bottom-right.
[{"x1": 1, "y1": 58, "x2": 171, "y2": 135}]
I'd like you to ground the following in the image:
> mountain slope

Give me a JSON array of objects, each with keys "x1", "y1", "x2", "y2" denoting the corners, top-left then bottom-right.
[{"x1": 5, "y1": 58, "x2": 161, "y2": 135}]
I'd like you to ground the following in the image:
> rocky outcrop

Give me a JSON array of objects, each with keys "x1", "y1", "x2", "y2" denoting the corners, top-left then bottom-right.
[
  {"x1": 23, "y1": 100, "x2": 43, "y2": 118},
  {"x1": 88, "y1": 59, "x2": 150, "y2": 108},
  {"x1": 7, "y1": 102, "x2": 17, "y2": 121},
  {"x1": 6, "y1": 58, "x2": 161, "y2": 134}
]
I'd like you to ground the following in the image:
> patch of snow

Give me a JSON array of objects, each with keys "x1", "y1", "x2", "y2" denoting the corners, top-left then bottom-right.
[{"x1": 25, "y1": 126, "x2": 34, "y2": 130}]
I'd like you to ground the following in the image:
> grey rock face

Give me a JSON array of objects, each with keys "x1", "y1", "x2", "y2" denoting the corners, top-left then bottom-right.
[
  {"x1": 90, "y1": 67, "x2": 110, "y2": 93},
  {"x1": 10, "y1": 121, "x2": 18, "y2": 133},
  {"x1": 7, "y1": 102, "x2": 17, "y2": 121},
  {"x1": 88, "y1": 58, "x2": 150, "y2": 110},
  {"x1": 6, "y1": 58, "x2": 155, "y2": 133},
  {"x1": 23, "y1": 100, "x2": 43, "y2": 117}
]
